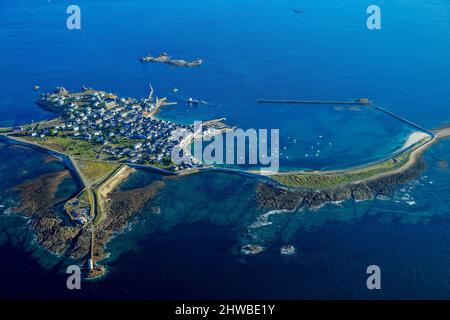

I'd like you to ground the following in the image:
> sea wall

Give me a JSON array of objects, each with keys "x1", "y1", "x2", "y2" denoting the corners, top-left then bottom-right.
[{"x1": 0, "y1": 135, "x2": 85, "y2": 190}]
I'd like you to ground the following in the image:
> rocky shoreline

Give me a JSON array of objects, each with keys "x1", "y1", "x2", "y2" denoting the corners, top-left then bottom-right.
[
  {"x1": 10, "y1": 170, "x2": 82, "y2": 256},
  {"x1": 91, "y1": 180, "x2": 166, "y2": 261},
  {"x1": 257, "y1": 156, "x2": 426, "y2": 210},
  {"x1": 10, "y1": 168, "x2": 165, "y2": 270}
]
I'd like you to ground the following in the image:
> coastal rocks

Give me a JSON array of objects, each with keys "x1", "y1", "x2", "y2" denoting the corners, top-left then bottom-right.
[
  {"x1": 54, "y1": 86, "x2": 69, "y2": 95},
  {"x1": 140, "y1": 53, "x2": 203, "y2": 67},
  {"x1": 366, "y1": 157, "x2": 426, "y2": 195},
  {"x1": 151, "y1": 206, "x2": 161, "y2": 214},
  {"x1": 257, "y1": 157, "x2": 427, "y2": 210},
  {"x1": 9, "y1": 166, "x2": 166, "y2": 274},
  {"x1": 256, "y1": 185, "x2": 303, "y2": 211},
  {"x1": 11, "y1": 170, "x2": 71, "y2": 217},
  {"x1": 351, "y1": 184, "x2": 374, "y2": 201},
  {"x1": 107, "y1": 180, "x2": 165, "y2": 217},
  {"x1": 256, "y1": 183, "x2": 355, "y2": 210},
  {"x1": 31, "y1": 216, "x2": 80, "y2": 255},
  {"x1": 90, "y1": 180, "x2": 166, "y2": 261},
  {"x1": 69, "y1": 228, "x2": 91, "y2": 259},
  {"x1": 10, "y1": 170, "x2": 83, "y2": 256},
  {"x1": 86, "y1": 265, "x2": 106, "y2": 280},
  {"x1": 67, "y1": 180, "x2": 166, "y2": 264},
  {"x1": 438, "y1": 160, "x2": 448, "y2": 170},
  {"x1": 240, "y1": 244, "x2": 264, "y2": 255},
  {"x1": 280, "y1": 245, "x2": 296, "y2": 255},
  {"x1": 248, "y1": 209, "x2": 294, "y2": 229}
]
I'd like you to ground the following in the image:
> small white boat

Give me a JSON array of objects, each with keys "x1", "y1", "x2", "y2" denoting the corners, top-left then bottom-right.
[{"x1": 186, "y1": 97, "x2": 200, "y2": 105}]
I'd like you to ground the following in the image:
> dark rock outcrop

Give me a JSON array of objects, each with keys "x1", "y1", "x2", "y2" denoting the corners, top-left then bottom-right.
[
  {"x1": 257, "y1": 157, "x2": 426, "y2": 210},
  {"x1": 10, "y1": 170, "x2": 82, "y2": 256},
  {"x1": 10, "y1": 170, "x2": 165, "y2": 266}
]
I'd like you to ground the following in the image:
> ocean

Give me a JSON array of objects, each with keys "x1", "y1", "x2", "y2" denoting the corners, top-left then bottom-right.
[{"x1": 0, "y1": 0, "x2": 449, "y2": 299}]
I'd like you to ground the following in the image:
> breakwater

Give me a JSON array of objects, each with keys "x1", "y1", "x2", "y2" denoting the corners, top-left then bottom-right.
[
  {"x1": 376, "y1": 106, "x2": 435, "y2": 137},
  {"x1": 257, "y1": 98, "x2": 370, "y2": 105}
]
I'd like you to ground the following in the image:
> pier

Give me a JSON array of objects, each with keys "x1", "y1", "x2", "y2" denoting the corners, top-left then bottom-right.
[
  {"x1": 257, "y1": 98, "x2": 371, "y2": 106},
  {"x1": 375, "y1": 106, "x2": 435, "y2": 137}
]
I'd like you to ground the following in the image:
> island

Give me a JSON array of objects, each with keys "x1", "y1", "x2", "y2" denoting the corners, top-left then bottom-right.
[
  {"x1": 140, "y1": 53, "x2": 203, "y2": 67},
  {"x1": 0, "y1": 85, "x2": 229, "y2": 279},
  {"x1": 1, "y1": 85, "x2": 449, "y2": 278}
]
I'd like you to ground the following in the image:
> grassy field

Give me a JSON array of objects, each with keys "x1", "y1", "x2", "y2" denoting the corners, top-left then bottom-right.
[
  {"x1": 74, "y1": 159, "x2": 120, "y2": 186},
  {"x1": 25, "y1": 136, "x2": 104, "y2": 160},
  {"x1": 93, "y1": 190, "x2": 105, "y2": 226},
  {"x1": 272, "y1": 152, "x2": 411, "y2": 189},
  {"x1": 21, "y1": 135, "x2": 175, "y2": 171}
]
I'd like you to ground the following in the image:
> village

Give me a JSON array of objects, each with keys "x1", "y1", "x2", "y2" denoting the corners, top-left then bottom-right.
[{"x1": 20, "y1": 85, "x2": 211, "y2": 171}]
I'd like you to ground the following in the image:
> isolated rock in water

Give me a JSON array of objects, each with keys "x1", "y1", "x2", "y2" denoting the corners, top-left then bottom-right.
[
  {"x1": 140, "y1": 53, "x2": 203, "y2": 67},
  {"x1": 241, "y1": 244, "x2": 264, "y2": 255},
  {"x1": 280, "y1": 245, "x2": 296, "y2": 255}
]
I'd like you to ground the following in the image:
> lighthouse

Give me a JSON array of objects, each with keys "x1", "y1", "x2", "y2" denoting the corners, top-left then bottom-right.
[{"x1": 88, "y1": 259, "x2": 94, "y2": 271}]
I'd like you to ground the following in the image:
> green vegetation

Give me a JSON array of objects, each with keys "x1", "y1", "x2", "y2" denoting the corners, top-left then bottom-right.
[
  {"x1": 145, "y1": 156, "x2": 176, "y2": 170},
  {"x1": 64, "y1": 193, "x2": 90, "y2": 219},
  {"x1": 75, "y1": 159, "x2": 120, "y2": 186},
  {"x1": 25, "y1": 136, "x2": 104, "y2": 160},
  {"x1": 110, "y1": 137, "x2": 145, "y2": 147},
  {"x1": 273, "y1": 152, "x2": 411, "y2": 189},
  {"x1": 78, "y1": 189, "x2": 90, "y2": 202},
  {"x1": 93, "y1": 190, "x2": 105, "y2": 226}
]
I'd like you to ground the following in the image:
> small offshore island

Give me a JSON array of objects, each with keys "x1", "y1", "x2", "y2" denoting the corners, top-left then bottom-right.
[
  {"x1": 1, "y1": 85, "x2": 450, "y2": 277},
  {"x1": 140, "y1": 53, "x2": 203, "y2": 67}
]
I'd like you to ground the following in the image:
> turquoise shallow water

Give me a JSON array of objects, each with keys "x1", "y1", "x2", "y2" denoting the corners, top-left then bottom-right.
[
  {"x1": 0, "y1": 139, "x2": 450, "y2": 299},
  {"x1": 0, "y1": 0, "x2": 450, "y2": 299}
]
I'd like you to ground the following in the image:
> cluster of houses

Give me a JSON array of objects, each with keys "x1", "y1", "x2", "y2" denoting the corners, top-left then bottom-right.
[
  {"x1": 31, "y1": 87, "x2": 204, "y2": 170},
  {"x1": 64, "y1": 197, "x2": 91, "y2": 225}
]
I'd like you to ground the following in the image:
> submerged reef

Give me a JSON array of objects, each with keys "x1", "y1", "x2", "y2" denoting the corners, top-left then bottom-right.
[
  {"x1": 10, "y1": 169, "x2": 165, "y2": 272},
  {"x1": 10, "y1": 170, "x2": 81, "y2": 255}
]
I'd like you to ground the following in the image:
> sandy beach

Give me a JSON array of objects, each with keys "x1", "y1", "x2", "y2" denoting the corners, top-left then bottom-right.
[
  {"x1": 98, "y1": 165, "x2": 136, "y2": 201},
  {"x1": 402, "y1": 131, "x2": 431, "y2": 149}
]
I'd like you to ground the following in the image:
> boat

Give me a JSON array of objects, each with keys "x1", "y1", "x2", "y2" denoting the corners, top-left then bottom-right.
[{"x1": 186, "y1": 97, "x2": 200, "y2": 105}]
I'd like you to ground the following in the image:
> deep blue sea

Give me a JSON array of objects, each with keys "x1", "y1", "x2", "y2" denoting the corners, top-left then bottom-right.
[{"x1": 1, "y1": 0, "x2": 450, "y2": 299}]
